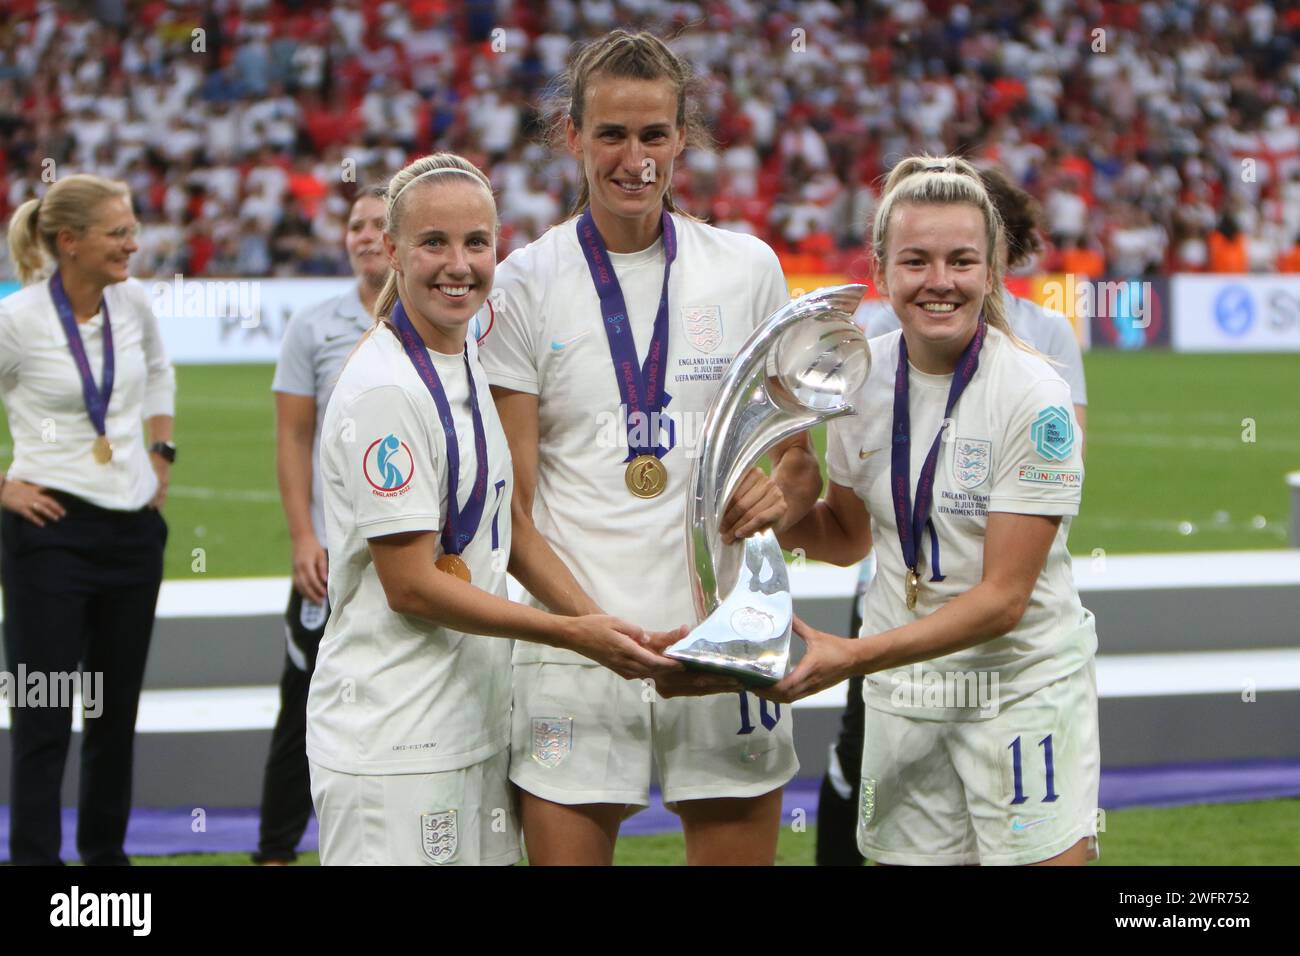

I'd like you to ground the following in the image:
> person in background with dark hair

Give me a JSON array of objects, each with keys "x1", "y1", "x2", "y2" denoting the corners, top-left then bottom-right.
[
  {"x1": 1207, "y1": 214, "x2": 1249, "y2": 273},
  {"x1": 252, "y1": 184, "x2": 388, "y2": 865},
  {"x1": 0, "y1": 173, "x2": 175, "y2": 865}
]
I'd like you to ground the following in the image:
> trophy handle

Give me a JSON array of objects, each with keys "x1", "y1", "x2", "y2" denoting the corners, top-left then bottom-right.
[{"x1": 671, "y1": 284, "x2": 871, "y2": 685}]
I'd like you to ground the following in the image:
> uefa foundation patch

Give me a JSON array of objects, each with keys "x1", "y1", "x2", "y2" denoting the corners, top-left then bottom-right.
[{"x1": 1017, "y1": 463, "x2": 1082, "y2": 487}]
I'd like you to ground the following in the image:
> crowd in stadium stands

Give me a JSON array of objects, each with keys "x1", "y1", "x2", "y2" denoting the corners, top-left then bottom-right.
[{"x1": 2, "y1": 0, "x2": 1300, "y2": 282}]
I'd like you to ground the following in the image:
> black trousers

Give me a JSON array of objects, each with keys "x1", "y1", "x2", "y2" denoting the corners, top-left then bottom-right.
[
  {"x1": 252, "y1": 587, "x2": 325, "y2": 864},
  {"x1": 1, "y1": 494, "x2": 166, "y2": 866},
  {"x1": 816, "y1": 602, "x2": 868, "y2": 867}
]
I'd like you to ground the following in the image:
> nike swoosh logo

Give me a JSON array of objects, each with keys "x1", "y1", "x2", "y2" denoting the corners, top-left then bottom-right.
[
  {"x1": 1010, "y1": 817, "x2": 1052, "y2": 831},
  {"x1": 550, "y1": 330, "x2": 592, "y2": 352},
  {"x1": 859, "y1": 448, "x2": 881, "y2": 460}
]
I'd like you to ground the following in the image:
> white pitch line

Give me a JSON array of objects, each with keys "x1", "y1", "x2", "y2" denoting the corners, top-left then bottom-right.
[
  {"x1": 4, "y1": 649, "x2": 1297, "y2": 733},
  {"x1": 1088, "y1": 433, "x2": 1300, "y2": 452},
  {"x1": 168, "y1": 485, "x2": 281, "y2": 503}
]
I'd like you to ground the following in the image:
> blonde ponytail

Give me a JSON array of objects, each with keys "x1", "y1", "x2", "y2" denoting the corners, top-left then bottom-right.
[{"x1": 7, "y1": 198, "x2": 47, "y2": 285}]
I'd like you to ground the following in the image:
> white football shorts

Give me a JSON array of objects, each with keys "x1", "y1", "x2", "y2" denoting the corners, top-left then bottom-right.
[
  {"x1": 858, "y1": 659, "x2": 1100, "y2": 866},
  {"x1": 310, "y1": 748, "x2": 522, "y2": 866},
  {"x1": 510, "y1": 661, "x2": 798, "y2": 808}
]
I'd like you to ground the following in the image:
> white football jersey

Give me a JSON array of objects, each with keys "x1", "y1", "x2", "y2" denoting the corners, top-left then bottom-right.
[
  {"x1": 826, "y1": 327, "x2": 1096, "y2": 718},
  {"x1": 477, "y1": 213, "x2": 789, "y2": 658},
  {"x1": 307, "y1": 327, "x2": 514, "y2": 773}
]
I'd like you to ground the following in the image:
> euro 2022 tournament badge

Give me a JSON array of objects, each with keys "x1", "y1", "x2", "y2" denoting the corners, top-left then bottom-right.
[
  {"x1": 953, "y1": 437, "x2": 991, "y2": 489},
  {"x1": 1030, "y1": 407, "x2": 1075, "y2": 462},
  {"x1": 421, "y1": 810, "x2": 458, "y2": 865},
  {"x1": 531, "y1": 717, "x2": 572, "y2": 768},
  {"x1": 363, "y1": 433, "x2": 414, "y2": 498}
]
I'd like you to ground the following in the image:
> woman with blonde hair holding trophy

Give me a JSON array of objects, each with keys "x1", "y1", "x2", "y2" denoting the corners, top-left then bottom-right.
[
  {"x1": 307, "y1": 152, "x2": 687, "y2": 865},
  {"x1": 768, "y1": 155, "x2": 1099, "y2": 867}
]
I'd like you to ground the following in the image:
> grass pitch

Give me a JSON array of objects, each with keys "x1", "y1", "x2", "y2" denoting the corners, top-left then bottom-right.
[
  {"x1": 126, "y1": 799, "x2": 1299, "y2": 865},
  {"x1": 0, "y1": 350, "x2": 1293, "y2": 578}
]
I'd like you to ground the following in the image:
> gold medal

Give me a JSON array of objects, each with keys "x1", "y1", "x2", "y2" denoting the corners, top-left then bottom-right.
[
  {"x1": 625, "y1": 454, "x2": 667, "y2": 499},
  {"x1": 435, "y1": 553, "x2": 472, "y2": 584},
  {"x1": 905, "y1": 568, "x2": 919, "y2": 610},
  {"x1": 92, "y1": 435, "x2": 113, "y2": 464}
]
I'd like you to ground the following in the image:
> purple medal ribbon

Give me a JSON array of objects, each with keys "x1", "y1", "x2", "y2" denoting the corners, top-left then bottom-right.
[
  {"x1": 576, "y1": 208, "x2": 676, "y2": 462},
  {"x1": 49, "y1": 270, "x2": 115, "y2": 440},
  {"x1": 389, "y1": 300, "x2": 489, "y2": 558},
  {"x1": 890, "y1": 318, "x2": 987, "y2": 587}
]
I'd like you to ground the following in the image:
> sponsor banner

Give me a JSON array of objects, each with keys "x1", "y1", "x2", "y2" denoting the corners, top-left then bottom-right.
[
  {"x1": 1027, "y1": 274, "x2": 1168, "y2": 350},
  {"x1": 1172, "y1": 274, "x2": 1300, "y2": 352},
  {"x1": 1080, "y1": 276, "x2": 1171, "y2": 350},
  {"x1": 4, "y1": 275, "x2": 355, "y2": 363},
  {"x1": 147, "y1": 276, "x2": 354, "y2": 364}
]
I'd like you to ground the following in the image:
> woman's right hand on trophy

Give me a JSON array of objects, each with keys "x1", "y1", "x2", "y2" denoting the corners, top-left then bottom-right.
[
  {"x1": 565, "y1": 613, "x2": 682, "y2": 681},
  {"x1": 640, "y1": 624, "x2": 745, "y2": 698}
]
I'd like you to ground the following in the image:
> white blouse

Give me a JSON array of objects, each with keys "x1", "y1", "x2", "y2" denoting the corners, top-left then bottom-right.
[{"x1": 0, "y1": 276, "x2": 176, "y2": 511}]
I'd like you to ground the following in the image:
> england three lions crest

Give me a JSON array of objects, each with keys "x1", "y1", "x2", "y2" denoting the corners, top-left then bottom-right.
[
  {"x1": 531, "y1": 717, "x2": 572, "y2": 768},
  {"x1": 953, "y1": 438, "x2": 991, "y2": 489},
  {"x1": 421, "y1": 809, "x2": 458, "y2": 865},
  {"x1": 682, "y1": 305, "x2": 723, "y2": 353}
]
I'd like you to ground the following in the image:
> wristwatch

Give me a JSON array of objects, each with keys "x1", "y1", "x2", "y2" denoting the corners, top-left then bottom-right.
[{"x1": 149, "y1": 441, "x2": 177, "y2": 463}]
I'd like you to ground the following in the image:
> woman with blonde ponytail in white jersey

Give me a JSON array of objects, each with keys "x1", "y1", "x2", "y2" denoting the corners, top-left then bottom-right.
[
  {"x1": 0, "y1": 174, "x2": 176, "y2": 865},
  {"x1": 307, "y1": 153, "x2": 691, "y2": 866},
  {"x1": 476, "y1": 31, "x2": 824, "y2": 866},
  {"x1": 767, "y1": 155, "x2": 1100, "y2": 867}
]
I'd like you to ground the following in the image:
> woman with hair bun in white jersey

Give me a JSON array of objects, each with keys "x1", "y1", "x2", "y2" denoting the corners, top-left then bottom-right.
[
  {"x1": 477, "y1": 31, "x2": 824, "y2": 866},
  {"x1": 308, "y1": 153, "x2": 682, "y2": 866},
  {"x1": 768, "y1": 155, "x2": 1100, "y2": 867}
]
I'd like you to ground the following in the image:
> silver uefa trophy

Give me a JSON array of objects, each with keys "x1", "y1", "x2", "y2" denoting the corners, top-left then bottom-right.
[{"x1": 665, "y1": 284, "x2": 872, "y2": 686}]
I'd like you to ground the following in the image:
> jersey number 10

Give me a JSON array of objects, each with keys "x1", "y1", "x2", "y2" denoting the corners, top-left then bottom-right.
[{"x1": 737, "y1": 692, "x2": 781, "y2": 734}]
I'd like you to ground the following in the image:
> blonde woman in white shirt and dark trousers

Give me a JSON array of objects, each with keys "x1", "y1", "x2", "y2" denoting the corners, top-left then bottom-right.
[{"x1": 0, "y1": 174, "x2": 176, "y2": 866}]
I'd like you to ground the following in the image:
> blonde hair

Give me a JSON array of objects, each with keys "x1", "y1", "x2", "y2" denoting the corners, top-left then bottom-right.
[
  {"x1": 7, "y1": 174, "x2": 131, "y2": 286},
  {"x1": 545, "y1": 30, "x2": 710, "y2": 218},
  {"x1": 373, "y1": 153, "x2": 497, "y2": 322},
  {"x1": 872, "y1": 155, "x2": 1031, "y2": 351}
]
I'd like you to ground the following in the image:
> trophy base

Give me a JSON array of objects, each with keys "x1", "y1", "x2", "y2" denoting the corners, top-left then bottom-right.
[
  {"x1": 666, "y1": 530, "x2": 792, "y2": 687},
  {"x1": 667, "y1": 651, "x2": 785, "y2": 689}
]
